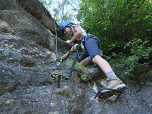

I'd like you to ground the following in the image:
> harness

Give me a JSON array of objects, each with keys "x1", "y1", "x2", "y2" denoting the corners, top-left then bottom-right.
[{"x1": 71, "y1": 25, "x2": 100, "y2": 50}]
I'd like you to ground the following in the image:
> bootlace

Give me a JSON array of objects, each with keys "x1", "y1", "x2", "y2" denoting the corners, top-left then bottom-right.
[{"x1": 105, "y1": 79, "x2": 111, "y2": 87}]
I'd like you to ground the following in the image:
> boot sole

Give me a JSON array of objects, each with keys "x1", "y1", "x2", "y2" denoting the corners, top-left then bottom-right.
[{"x1": 98, "y1": 86, "x2": 127, "y2": 99}]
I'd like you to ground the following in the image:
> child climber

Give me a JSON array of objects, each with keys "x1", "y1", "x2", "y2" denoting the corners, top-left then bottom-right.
[{"x1": 60, "y1": 20, "x2": 127, "y2": 99}]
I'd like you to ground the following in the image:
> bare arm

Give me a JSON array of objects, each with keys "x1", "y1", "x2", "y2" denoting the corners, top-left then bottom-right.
[
  {"x1": 61, "y1": 46, "x2": 74, "y2": 59},
  {"x1": 65, "y1": 26, "x2": 82, "y2": 44}
]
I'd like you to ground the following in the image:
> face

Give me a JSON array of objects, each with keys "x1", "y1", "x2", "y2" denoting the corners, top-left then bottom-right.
[{"x1": 64, "y1": 27, "x2": 71, "y2": 35}]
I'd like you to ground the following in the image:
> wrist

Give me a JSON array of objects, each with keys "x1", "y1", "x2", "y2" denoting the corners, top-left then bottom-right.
[{"x1": 69, "y1": 40, "x2": 72, "y2": 44}]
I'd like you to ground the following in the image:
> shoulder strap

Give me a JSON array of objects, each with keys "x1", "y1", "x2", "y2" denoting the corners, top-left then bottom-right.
[{"x1": 71, "y1": 26, "x2": 75, "y2": 37}]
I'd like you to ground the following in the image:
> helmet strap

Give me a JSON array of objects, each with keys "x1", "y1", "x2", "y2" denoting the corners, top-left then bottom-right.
[{"x1": 70, "y1": 27, "x2": 73, "y2": 36}]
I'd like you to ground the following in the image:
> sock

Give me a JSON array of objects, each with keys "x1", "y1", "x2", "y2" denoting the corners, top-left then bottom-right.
[{"x1": 106, "y1": 71, "x2": 118, "y2": 79}]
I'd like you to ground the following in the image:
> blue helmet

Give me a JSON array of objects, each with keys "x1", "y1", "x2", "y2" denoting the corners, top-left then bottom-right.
[{"x1": 61, "y1": 20, "x2": 74, "y2": 33}]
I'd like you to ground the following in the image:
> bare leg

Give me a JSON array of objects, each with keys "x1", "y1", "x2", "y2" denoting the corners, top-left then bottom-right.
[
  {"x1": 92, "y1": 55, "x2": 113, "y2": 74},
  {"x1": 79, "y1": 58, "x2": 91, "y2": 67}
]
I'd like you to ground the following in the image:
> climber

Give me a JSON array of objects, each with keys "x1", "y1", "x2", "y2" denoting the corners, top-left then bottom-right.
[{"x1": 60, "y1": 20, "x2": 127, "y2": 99}]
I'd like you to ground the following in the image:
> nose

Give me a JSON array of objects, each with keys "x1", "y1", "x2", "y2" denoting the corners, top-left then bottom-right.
[{"x1": 64, "y1": 31, "x2": 67, "y2": 34}]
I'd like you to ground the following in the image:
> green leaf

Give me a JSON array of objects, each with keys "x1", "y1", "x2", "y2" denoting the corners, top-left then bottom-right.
[{"x1": 80, "y1": 74, "x2": 86, "y2": 80}]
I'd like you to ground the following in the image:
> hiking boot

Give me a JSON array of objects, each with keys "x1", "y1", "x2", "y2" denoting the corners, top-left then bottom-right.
[{"x1": 98, "y1": 78, "x2": 127, "y2": 99}]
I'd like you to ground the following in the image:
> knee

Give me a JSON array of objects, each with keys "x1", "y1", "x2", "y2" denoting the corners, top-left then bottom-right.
[{"x1": 92, "y1": 55, "x2": 101, "y2": 64}]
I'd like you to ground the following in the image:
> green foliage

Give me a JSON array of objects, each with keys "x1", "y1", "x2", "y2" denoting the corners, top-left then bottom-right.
[
  {"x1": 66, "y1": 59, "x2": 89, "y2": 74},
  {"x1": 124, "y1": 37, "x2": 152, "y2": 59},
  {"x1": 77, "y1": 0, "x2": 152, "y2": 42},
  {"x1": 109, "y1": 38, "x2": 152, "y2": 85},
  {"x1": 100, "y1": 37, "x2": 130, "y2": 59},
  {"x1": 80, "y1": 74, "x2": 86, "y2": 80},
  {"x1": 77, "y1": 0, "x2": 152, "y2": 57},
  {"x1": 77, "y1": 0, "x2": 152, "y2": 86}
]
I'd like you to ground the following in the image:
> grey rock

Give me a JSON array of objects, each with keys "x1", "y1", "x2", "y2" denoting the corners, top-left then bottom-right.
[{"x1": 0, "y1": 0, "x2": 152, "y2": 114}]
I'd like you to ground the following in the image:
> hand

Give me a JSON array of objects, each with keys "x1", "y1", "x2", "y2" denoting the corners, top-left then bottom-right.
[{"x1": 65, "y1": 40, "x2": 71, "y2": 44}]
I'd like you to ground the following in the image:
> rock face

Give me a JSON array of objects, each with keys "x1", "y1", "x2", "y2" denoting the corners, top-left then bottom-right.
[
  {"x1": 0, "y1": 20, "x2": 15, "y2": 34},
  {"x1": 0, "y1": 0, "x2": 152, "y2": 114},
  {"x1": 16, "y1": 0, "x2": 64, "y2": 37}
]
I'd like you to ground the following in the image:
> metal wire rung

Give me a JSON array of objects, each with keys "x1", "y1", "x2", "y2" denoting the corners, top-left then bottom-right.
[{"x1": 94, "y1": 88, "x2": 123, "y2": 101}]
